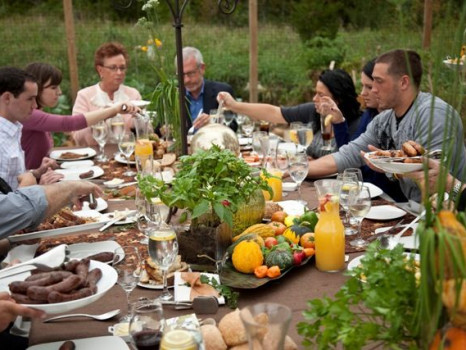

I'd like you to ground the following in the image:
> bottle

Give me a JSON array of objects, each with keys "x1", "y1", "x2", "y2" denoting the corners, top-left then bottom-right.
[
  {"x1": 313, "y1": 179, "x2": 345, "y2": 272},
  {"x1": 160, "y1": 329, "x2": 197, "y2": 350}
]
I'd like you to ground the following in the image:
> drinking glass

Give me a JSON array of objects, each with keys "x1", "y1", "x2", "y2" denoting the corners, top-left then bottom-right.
[
  {"x1": 241, "y1": 117, "x2": 255, "y2": 143},
  {"x1": 111, "y1": 114, "x2": 125, "y2": 142},
  {"x1": 343, "y1": 168, "x2": 363, "y2": 225},
  {"x1": 129, "y1": 299, "x2": 164, "y2": 350},
  {"x1": 148, "y1": 224, "x2": 179, "y2": 301},
  {"x1": 136, "y1": 190, "x2": 161, "y2": 244},
  {"x1": 348, "y1": 186, "x2": 372, "y2": 248},
  {"x1": 113, "y1": 246, "x2": 140, "y2": 322},
  {"x1": 91, "y1": 121, "x2": 108, "y2": 161},
  {"x1": 209, "y1": 109, "x2": 224, "y2": 125},
  {"x1": 236, "y1": 114, "x2": 248, "y2": 136},
  {"x1": 288, "y1": 153, "x2": 309, "y2": 205},
  {"x1": 276, "y1": 149, "x2": 289, "y2": 172},
  {"x1": 223, "y1": 110, "x2": 236, "y2": 128},
  {"x1": 240, "y1": 303, "x2": 292, "y2": 350},
  {"x1": 320, "y1": 114, "x2": 333, "y2": 151},
  {"x1": 338, "y1": 173, "x2": 359, "y2": 236},
  {"x1": 296, "y1": 125, "x2": 314, "y2": 150},
  {"x1": 118, "y1": 131, "x2": 136, "y2": 177},
  {"x1": 252, "y1": 131, "x2": 267, "y2": 159}
]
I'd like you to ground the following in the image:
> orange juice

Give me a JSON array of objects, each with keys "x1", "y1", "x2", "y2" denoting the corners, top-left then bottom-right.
[
  {"x1": 314, "y1": 197, "x2": 345, "y2": 272},
  {"x1": 135, "y1": 139, "x2": 153, "y2": 157},
  {"x1": 262, "y1": 168, "x2": 282, "y2": 202}
]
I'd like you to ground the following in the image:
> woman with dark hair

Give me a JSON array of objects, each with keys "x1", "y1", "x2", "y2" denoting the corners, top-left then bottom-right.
[
  {"x1": 217, "y1": 67, "x2": 361, "y2": 159},
  {"x1": 22, "y1": 62, "x2": 140, "y2": 169},
  {"x1": 72, "y1": 42, "x2": 142, "y2": 146}
]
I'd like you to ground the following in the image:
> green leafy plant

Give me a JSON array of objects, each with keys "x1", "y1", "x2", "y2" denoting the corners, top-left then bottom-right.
[
  {"x1": 297, "y1": 243, "x2": 420, "y2": 349},
  {"x1": 200, "y1": 274, "x2": 239, "y2": 309},
  {"x1": 138, "y1": 145, "x2": 272, "y2": 228}
]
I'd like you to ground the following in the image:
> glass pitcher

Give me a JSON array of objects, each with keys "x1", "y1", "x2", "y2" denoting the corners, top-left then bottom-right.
[
  {"x1": 260, "y1": 135, "x2": 282, "y2": 202},
  {"x1": 314, "y1": 179, "x2": 345, "y2": 272},
  {"x1": 134, "y1": 114, "x2": 153, "y2": 173}
]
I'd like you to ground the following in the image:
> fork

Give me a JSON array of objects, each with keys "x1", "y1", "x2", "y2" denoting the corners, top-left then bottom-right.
[{"x1": 43, "y1": 309, "x2": 121, "y2": 323}]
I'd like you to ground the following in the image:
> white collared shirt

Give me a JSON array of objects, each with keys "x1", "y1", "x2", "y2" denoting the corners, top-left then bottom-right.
[{"x1": 0, "y1": 116, "x2": 26, "y2": 190}]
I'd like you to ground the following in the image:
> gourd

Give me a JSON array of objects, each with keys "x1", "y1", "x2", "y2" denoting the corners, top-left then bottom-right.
[
  {"x1": 265, "y1": 247, "x2": 293, "y2": 270},
  {"x1": 232, "y1": 189, "x2": 266, "y2": 237},
  {"x1": 429, "y1": 327, "x2": 466, "y2": 350},
  {"x1": 282, "y1": 225, "x2": 312, "y2": 244},
  {"x1": 227, "y1": 233, "x2": 264, "y2": 255},
  {"x1": 233, "y1": 224, "x2": 275, "y2": 242},
  {"x1": 232, "y1": 240, "x2": 264, "y2": 274}
]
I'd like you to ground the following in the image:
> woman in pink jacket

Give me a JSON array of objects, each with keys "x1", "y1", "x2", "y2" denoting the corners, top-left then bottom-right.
[
  {"x1": 22, "y1": 62, "x2": 140, "y2": 169},
  {"x1": 71, "y1": 42, "x2": 142, "y2": 146}
]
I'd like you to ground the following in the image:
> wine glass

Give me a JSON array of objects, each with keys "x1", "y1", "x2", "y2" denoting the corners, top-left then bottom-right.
[
  {"x1": 111, "y1": 114, "x2": 125, "y2": 157},
  {"x1": 252, "y1": 131, "x2": 267, "y2": 160},
  {"x1": 320, "y1": 114, "x2": 333, "y2": 151},
  {"x1": 288, "y1": 153, "x2": 309, "y2": 205},
  {"x1": 348, "y1": 185, "x2": 372, "y2": 248},
  {"x1": 113, "y1": 246, "x2": 140, "y2": 322},
  {"x1": 241, "y1": 117, "x2": 255, "y2": 144},
  {"x1": 118, "y1": 131, "x2": 136, "y2": 177},
  {"x1": 91, "y1": 121, "x2": 108, "y2": 161},
  {"x1": 129, "y1": 299, "x2": 164, "y2": 350},
  {"x1": 296, "y1": 125, "x2": 314, "y2": 152},
  {"x1": 236, "y1": 114, "x2": 248, "y2": 136},
  {"x1": 136, "y1": 190, "x2": 161, "y2": 244},
  {"x1": 223, "y1": 110, "x2": 236, "y2": 128},
  {"x1": 338, "y1": 173, "x2": 359, "y2": 236},
  {"x1": 343, "y1": 168, "x2": 363, "y2": 226},
  {"x1": 276, "y1": 148, "x2": 289, "y2": 172},
  {"x1": 148, "y1": 224, "x2": 179, "y2": 301}
]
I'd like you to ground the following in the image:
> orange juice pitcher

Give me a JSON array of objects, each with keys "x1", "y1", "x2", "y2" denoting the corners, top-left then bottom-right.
[
  {"x1": 262, "y1": 168, "x2": 282, "y2": 202},
  {"x1": 314, "y1": 179, "x2": 345, "y2": 272},
  {"x1": 134, "y1": 114, "x2": 153, "y2": 173}
]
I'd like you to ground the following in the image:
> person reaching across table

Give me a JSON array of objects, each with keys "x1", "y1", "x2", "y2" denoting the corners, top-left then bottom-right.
[
  {"x1": 22, "y1": 62, "x2": 140, "y2": 169},
  {"x1": 217, "y1": 68, "x2": 361, "y2": 159},
  {"x1": 178, "y1": 46, "x2": 235, "y2": 131},
  {"x1": 0, "y1": 292, "x2": 46, "y2": 333},
  {"x1": 72, "y1": 42, "x2": 142, "y2": 146},
  {"x1": 271, "y1": 49, "x2": 465, "y2": 203}
]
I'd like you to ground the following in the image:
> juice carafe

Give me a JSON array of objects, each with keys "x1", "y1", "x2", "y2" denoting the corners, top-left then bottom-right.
[
  {"x1": 134, "y1": 114, "x2": 153, "y2": 172},
  {"x1": 261, "y1": 136, "x2": 282, "y2": 202},
  {"x1": 314, "y1": 179, "x2": 345, "y2": 272},
  {"x1": 262, "y1": 168, "x2": 283, "y2": 202}
]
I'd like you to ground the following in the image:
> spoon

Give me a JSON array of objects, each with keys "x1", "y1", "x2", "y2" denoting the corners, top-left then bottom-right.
[{"x1": 43, "y1": 309, "x2": 120, "y2": 323}]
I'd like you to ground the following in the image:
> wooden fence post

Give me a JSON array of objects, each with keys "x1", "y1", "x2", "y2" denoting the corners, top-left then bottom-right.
[
  {"x1": 249, "y1": 0, "x2": 258, "y2": 103},
  {"x1": 63, "y1": 0, "x2": 79, "y2": 104}
]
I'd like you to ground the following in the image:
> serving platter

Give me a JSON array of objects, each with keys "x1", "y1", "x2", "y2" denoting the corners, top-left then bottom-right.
[
  {"x1": 364, "y1": 151, "x2": 423, "y2": 174},
  {"x1": 27, "y1": 336, "x2": 129, "y2": 350},
  {"x1": 50, "y1": 147, "x2": 97, "y2": 161},
  {"x1": 219, "y1": 255, "x2": 313, "y2": 289},
  {"x1": 67, "y1": 241, "x2": 123, "y2": 263}
]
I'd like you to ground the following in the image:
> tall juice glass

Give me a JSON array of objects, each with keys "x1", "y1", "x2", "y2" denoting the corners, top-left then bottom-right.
[
  {"x1": 314, "y1": 179, "x2": 345, "y2": 272},
  {"x1": 261, "y1": 168, "x2": 283, "y2": 202},
  {"x1": 135, "y1": 139, "x2": 153, "y2": 173}
]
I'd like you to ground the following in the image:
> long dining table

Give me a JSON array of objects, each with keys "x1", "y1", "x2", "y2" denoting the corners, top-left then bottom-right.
[{"x1": 24, "y1": 144, "x2": 408, "y2": 348}]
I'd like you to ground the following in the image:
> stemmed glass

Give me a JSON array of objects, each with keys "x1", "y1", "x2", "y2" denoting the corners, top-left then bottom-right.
[
  {"x1": 118, "y1": 131, "x2": 136, "y2": 177},
  {"x1": 252, "y1": 131, "x2": 267, "y2": 160},
  {"x1": 129, "y1": 299, "x2": 164, "y2": 350},
  {"x1": 91, "y1": 121, "x2": 108, "y2": 161},
  {"x1": 241, "y1": 117, "x2": 255, "y2": 144},
  {"x1": 148, "y1": 224, "x2": 179, "y2": 301},
  {"x1": 348, "y1": 185, "x2": 372, "y2": 248},
  {"x1": 113, "y1": 246, "x2": 140, "y2": 322},
  {"x1": 223, "y1": 110, "x2": 236, "y2": 128},
  {"x1": 136, "y1": 189, "x2": 161, "y2": 244},
  {"x1": 236, "y1": 114, "x2": 248, "y2": 136},
  {"x1": 288, "y1": 153, "x2": 309, "y2": 205},
  {"x1": 296, "y1": 124, "x2": 314, "y2": 152},
  {"x1": 338, "y1": 173, "x2": 360, "y2": 236},
  {"x1": 111, "y1": 114, "x2": 125, "y2": 157}
]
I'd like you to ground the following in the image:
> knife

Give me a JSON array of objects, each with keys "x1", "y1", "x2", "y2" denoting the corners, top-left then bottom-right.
[
  {"x1": 367, "y1": 218, "x2": 405, "y2": 242},
  {"x1": 99, "y1": 210, "x2": 137, "y2": 232}
]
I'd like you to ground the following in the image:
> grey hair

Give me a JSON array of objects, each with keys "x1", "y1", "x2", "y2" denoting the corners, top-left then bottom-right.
[{"x1": 175, "y1": 46, "x2": 204, "y2": 67}]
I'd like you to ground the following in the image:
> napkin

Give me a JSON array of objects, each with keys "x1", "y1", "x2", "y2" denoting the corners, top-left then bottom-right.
[
  {"x1": 179, "y1": 272, "x2": 219, "y2": 301},
  {"x1": 277, "y1": 200, "x2": 306, "y2": 216},
  {"x1": 3, "y1": 243, "x2": 39, "y2": 265}
]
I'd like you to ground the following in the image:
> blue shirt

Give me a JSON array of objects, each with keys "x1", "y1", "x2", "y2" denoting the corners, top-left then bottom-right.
[{"x1": 186, "y1": 81, "x2": 205, "y2": 122}]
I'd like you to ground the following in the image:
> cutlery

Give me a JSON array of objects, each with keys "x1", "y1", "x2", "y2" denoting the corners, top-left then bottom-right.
[
  {"x1": 367, "y1": 218, "x2": 405, "y2": 243},
  {"x1": 382, "y1": 210, "x2": 425, "y2": 249},
  {"x1": 117, "y1": 181, "x2": 137, "y2": 189},
  {"x1": 43, "y1": 309, "x2": 120, "y2": 323},
  {"x1": 99, "y1": 210, "x2": 137, "y2": 231},
  {"x1": 160, "y1": 296, "x2": 219, "y2": 313}
]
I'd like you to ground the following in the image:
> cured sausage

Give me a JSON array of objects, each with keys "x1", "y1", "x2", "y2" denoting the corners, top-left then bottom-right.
[
  {"x1": 48, "y1": 288, "x2": 93, "y2": 303},
  {"x1": 75, "y1": 259, "x2": 90, "y2": 286},
  {"x1": 402, "y1": 141, "x2": 418, "y2": 157},
  {"x1": 85, "y1": 268, "x2": 102, "y2": 293},
  {"x1": 59, "y1": 341, "x2": 76, "y2": 350},
  {"x1": 25, "y1": 270, "x2": 72, "y2": 282},
  {"x1": 86, "y1": 252, "x2": 114, "y2": 263},
  {"x1": 64, "y1": 260, "x2": 80, "y2": 272},
  {"x1": 407, "y1": 140, "x2": 425, "y2": 155},
  {"x1": 10, "y1": 293, "x2": 43, "y2": 304},
  {"x1": 10, "y1": 272, "x2": 65, "y2": 294},
  {"x1": 79, "y1": 169, "x2": 94, "y2": 179},
  {"x1": 27, "y1": 275, "x2": 82, "y2": 301}
]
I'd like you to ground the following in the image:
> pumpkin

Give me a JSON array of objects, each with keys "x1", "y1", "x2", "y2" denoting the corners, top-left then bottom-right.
[
  {"x1": 233, "y1": 224, "x2": 275, "y2": 242},
  {"x1": 227, "y1": 233, "x2": 264, "y2": 255},
  {"x1": 232, "y1": 240, "x2": 264, "y2": 274},
  {"x1": 232, "y1": 189, "x2": 266, "y2": 237},
  {"x1": 283, "y1": 225, "x2": 311, "y2": 244},
  {"x1": 430, "y1": 327, "x2": 466, "y2": 350},
  {"x1": 265, "y1": 247, "x2": 293, "y2": 270},
  {"x1": 442, "y1": 279, "x2": 466, "y2": 329}
]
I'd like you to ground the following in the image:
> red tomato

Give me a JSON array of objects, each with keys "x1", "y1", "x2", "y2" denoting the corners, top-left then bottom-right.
[
  {"x1": 300, "y1": 232, "x2": 315, "y2": 248},
  {"x1": 264, "y1": 237, "x2": 278, "y2": 249},
  {"x1": 267, "y1": 221, "x2": 287, "y2": 235}
]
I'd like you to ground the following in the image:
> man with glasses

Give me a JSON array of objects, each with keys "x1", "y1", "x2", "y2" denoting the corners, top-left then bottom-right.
[
  {"x1": 179, "y1": 47, "x2": 235, "y2": 131},
  {"x1": 72, "y1": 42, "x2": 142, "y2": 146}
]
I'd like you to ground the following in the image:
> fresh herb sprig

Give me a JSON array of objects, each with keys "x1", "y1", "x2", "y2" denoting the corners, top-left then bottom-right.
[
  {"x1": 200, "y1": 275, "x2": 239, "y2": 309},
  {"x1": 297, "y1": 242, "x2": 420, "y2": 349}
]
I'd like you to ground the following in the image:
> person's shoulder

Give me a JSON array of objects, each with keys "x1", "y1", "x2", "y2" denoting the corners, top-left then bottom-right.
[
  {"x1": 205, "y1": 79, "x2": 233, "y2": 92},
  {"x1": 76, "y1": 84, "x2": 98, "y2": 96}
]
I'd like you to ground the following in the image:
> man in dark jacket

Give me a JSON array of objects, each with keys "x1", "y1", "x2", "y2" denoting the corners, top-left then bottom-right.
[{"x1": 180, "y1": 47, "x2": 236, "y2": 131}]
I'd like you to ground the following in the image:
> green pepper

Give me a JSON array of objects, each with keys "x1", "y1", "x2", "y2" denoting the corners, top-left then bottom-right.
[{"x1": 298, "y1": 210, "x2": 318, "y2": 231}]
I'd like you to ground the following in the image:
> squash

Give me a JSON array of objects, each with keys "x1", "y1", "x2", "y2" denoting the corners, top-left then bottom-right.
[
  {"x1": 265, "y1": 247, "x2": 293, "y2": 270},
  {"x1": 283, "y1": 225, "x2": 311, "y2": 244},
  {"x1": 233, "y1": 224, "x2": 275, "y2": 242},
  {"x1": 232, "y1": 240, "x2": 264, "y2": 274},
  {"x1": 227, "y1": 233, "x2": 264, "y2": 255},
  {"x1": 232, "y1": 189, "x2": 266, "y2": 237},
  {"x1": 430, "y1": 327, "x2": 466, "y2": 350}
]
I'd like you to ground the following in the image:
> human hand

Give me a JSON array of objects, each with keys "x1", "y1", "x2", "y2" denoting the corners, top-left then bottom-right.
[
  {"x1": 118, "y1": 102, "x2": 141, "y2": 116},
  {"x1": 193, "y1": 113, "x2": 211, "y2": 129},
  {"x1": 217, "y1": 92, "x2": 236, "y2": 110},
  {"x1": 17, "y1": 172, "x2": 37, "y2": 187},
  {"x1": 0, "y1": 293, "x2": 46, "y2": 332},
  {"x1": 38, "y1": 168, "x2": 64, "y2": 185},
  {"x1": 70, "y1": 181, "x2": 104, "y2": 209},
  {"x1": 36, "y1": 157, "x2": 59, "y2": 176}
]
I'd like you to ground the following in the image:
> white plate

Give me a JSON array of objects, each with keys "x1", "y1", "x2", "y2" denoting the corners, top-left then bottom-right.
[
  {"x1": 104, "y1": 178, "x2": 125, "y2": 188},
  {"x1": 365, "y1": 205, "x2": 407, "y2": 221},
  {"x1": 67, "y1": 241, "x2": 122, "y2": 262},
  {"x1": 364, "y1": 152, "x2": 423, "y2": 174},
  {"x1": 174, "y1": 272, "x2": 225, "y2": 304},
  {"x1": 137, "y1": 281, "x2": 174, "y2": 290},
  {"x1": 73, "y1": 209, "x2": 105, "y2": 221},
  {"x1": 282, "y1": 182, "x2": 298, "y2": 192},
  {"x1": 60, "y1": 160, "x2": 94, "y2": 169},
  {"x1": 80, "y1": 197, "x2": 108, "y2": 212},
  {"x1": 374, "y1": 224, "x2": 420, "y2": 250},
  {"x1": 19, "y1": 260, "x2": 117, "y2": 314},
  {"x1": 363, "y1": 182, "x2": 383, "y2": 198},
  {"x1": 101, "y1": 210, "x2": 137, "y2": 225},
  {"x1": 348, "y1": 252, "x2": 420, "y2": 271},
  {"x1": 130, "y1": 100, "x2": 150, "y2": 108},
  {"x1": 114, "y1": 153, "x2": 135, "y2": 165},
  {"x1": 443, "y1": 59, "x2": 466, "y2": 72},
  {"x1": 55, "y1": 166, "x2": 104, "y2": 181},
  {"x1": 277, "y1": 142, "x2": 306, "y2": 154},
  {"x1": 27, "y1": 336, "x2": 129, "y2": 350},
  {"x1": 277, "y1": 200, "x2": 306, "y2": 216},
  {"x1": 50, "y1": 147, "x2": 97, "y2": 161}
]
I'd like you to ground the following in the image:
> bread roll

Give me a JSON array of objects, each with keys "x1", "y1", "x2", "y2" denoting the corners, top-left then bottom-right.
[
  {"x1": 218, "y1": 309, "x2": 247, "y2": 346},
  {"x1": 200, "y1": 325, "x2": 227, "y2": 350}
]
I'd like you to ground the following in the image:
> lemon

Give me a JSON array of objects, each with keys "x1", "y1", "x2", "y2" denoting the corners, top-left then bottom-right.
[
  {"x1": 325, "y1": 114, "x2": 333, "y2": 127},
  {"x1": 284, "y1": 215, "x2": 298, "y2": 227}
]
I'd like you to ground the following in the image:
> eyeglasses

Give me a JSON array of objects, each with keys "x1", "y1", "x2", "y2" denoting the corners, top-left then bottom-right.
[
  {"x1": 102, "y1": 65, "x2": 127, "y2": 72},
  {"x1": 181, "y1": 67, "x2": 200, "y2": 78}
]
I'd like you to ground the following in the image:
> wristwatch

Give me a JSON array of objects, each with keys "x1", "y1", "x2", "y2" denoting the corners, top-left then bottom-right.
[
  {"x1": 121, "y1": 103, "x2": 128, "y2": 112},
  {"x1": 452, "y1": 180, "x2": 462, "y2": 197}
]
